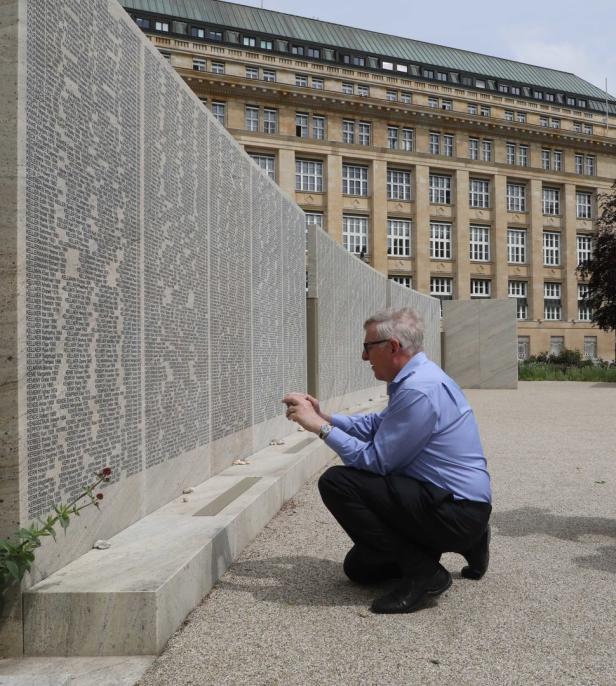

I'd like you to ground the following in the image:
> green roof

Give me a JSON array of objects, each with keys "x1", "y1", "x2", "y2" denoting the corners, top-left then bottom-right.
[{"x1": 122, "y1": 0, "x2": 615, "y2": 102}]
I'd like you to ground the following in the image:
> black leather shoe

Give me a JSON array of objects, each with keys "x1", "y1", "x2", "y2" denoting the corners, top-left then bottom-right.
[
  {"x1": 461, "y1": 524, "x2": 491, "y2": 580},
  {"x1": 370, "y1": 565, "x2": 452, "y2": 614}
]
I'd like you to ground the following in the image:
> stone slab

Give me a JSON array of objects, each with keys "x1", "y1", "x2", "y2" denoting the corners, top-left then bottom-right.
[{"x1": 22, "y1": 396, "x2": 384, "y2": 657}]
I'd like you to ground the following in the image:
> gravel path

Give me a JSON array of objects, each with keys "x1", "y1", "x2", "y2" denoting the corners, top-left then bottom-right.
[{"x1": 138, "y1": 382, "x2": 616, "y2": 686}]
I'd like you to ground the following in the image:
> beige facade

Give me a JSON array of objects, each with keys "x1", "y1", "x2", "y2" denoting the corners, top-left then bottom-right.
[{"x1": 152, "y1": 33, "x2": 615, "y2": 360}]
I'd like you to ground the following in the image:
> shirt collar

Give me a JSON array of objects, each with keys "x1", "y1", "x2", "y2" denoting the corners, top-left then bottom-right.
[{"x1": 389, "y1": 352, "x2": 427, "y2": 389}]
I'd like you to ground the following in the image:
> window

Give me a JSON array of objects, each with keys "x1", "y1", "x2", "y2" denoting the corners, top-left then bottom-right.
[
  {"x1": 585, "y1": 156, "x2": 596, "y2": 176},
  {"x1": 539, "y1": 116, "x2": 549, "y2": 127},
  {"x1": 249, "y1": 153, "x2": 275, "y2": 180},
  {"x1": 312, "y1": 78, "x2": 324, "y2": 90},
  {"x1": 193, "y1": 58, "x2": 206, "y2": 72},
  {"x1": 467, "y1": 103, "x2": 478, "y2": 115},
  {"x1": 550, "y1": 336, "x2": 564, "y2": 355},
  {"x1": 135, "y1": 17, "x2": 150, "y2": 29},
  {"x1": 507, "y1": 184, "x2": 526, "y2": 212},
  {"x1": 390, "y1": 275, "x2": 412, "y2": 288},
  {"x1": 509, "y1": 281, "x2": 528, "y2": 320},
  {"x1": 429, "y1": 132, "x2": 440, "y2": 155},
  {"x1": 429, "y1": 175, "x2": 452, "y2": 204},
  {"x1": 209, "y1": 31, "x2": 222, "y2": 41},
  {"x1": 578, "y1": 284, "x2": 592, "y2": 321},
  {"x1": 246, "y1": 66, "x2": 259, "y2": 80},
  {"x1": 505, "y1": 110, "x2": 514, "y2": 121},
  {"x1": 245, "y1": 105, "x2": 259, "y2": 132},
  {"x1": 342, "y1": 164, "x2": 369, "y2": 196},
  {"x1": 307, "y1": 47, "x2": 320, "y2": 59},
  {"x1": 583, "y1": 335, "x2": 597, "y2": 358},
  {"x1": 469, "y1": 225, "x2": 490, "y2": 261},
  {"x1": 291, "y1": 45, "x2": 304, "y2": 56},
  {"x1": 541, "y1": 149, "x2": 551, "y2": 171},
  {"x1": 576, "y1": 192, "x2": 592, "y2": 219},
  {"x1": 342, "y1": 82, "x2": 354, "y2": 95},
  {"x1": 507, "y1": 229, "x2": 527, "y2": 263},
  {"x1": 401, "y1": 92, "x2": 412, "y2": 104},
  {"x1": 295, "y1": 112, "x2": 308, "y2": 138},
  {"x1": 469, "y1": 179, "x2": 490, "y2": 208},
  {"x1": 443, "y1": 134, "x2": 454, "y2": 157},
  {"x1": 437, "y1": 72, "x2": 447, "y2": 82},
  {"x1": 543, "y1": 188, "x2": 560, "y2": 215},
  {"x1": 211, "y1": 101, "x2": 225, "y2": 125},
  {"x1": 576, "y1": 234, "x2": 593, "y2": 265},
  {"x1": 573, "y1": 122, "x2": 582, "y2": 133},
  {"x1": 480, "y1": 105, "x2": 491, "y2": 117},
  {"x1": 551, "y1": 118, "x2": 561, "y2": 129},
  {"x1": 211, "y1": 62, "x2": 224, "y2": 75},
  {"x1": 260, "y1": 40, "x2": 273, "y2": 51},
  {"x1": 518, "y1": 145, "x2": 529, "y2": 166},
  {"x1": 575, "y1": 154, "x2": 584, "y2": 175},
  {"x1": 388, "y1": 127, "x2": 399, "y2": 150},
  {"x1": 155, "y1": 21, "x2": 169, "y2": 32},
  {"x1": 295, "y1": 73, "x2": 308, "y2": 87},
  {"x1": 423, "y1": 69, "x2": 435, "y2": 79},
  {"x1": 441, "y1": 99, "x2": 453, "y2": 111},
  {"x1": 543, "y1": 231, "x2": 561, "y2": 266},
  {"x1": 305, "y1": 212, "x2": 324, "y2": 231},
  {"x1": 553, "y1": 150, "x2": 562, "y2": 171},
  {"x1": 343, "y1": 215, "x2": 368, "y2": 254},
  {"x1": 243, "y1": 36, "x2": 256, "y2": 47},
  {"x1": 387, "y1": 219, "x2": 411, "y2": 257},
  {"x1": 386, "y1": 90, "x2": 398, "y2": 102},
  {"x1": 469, "y1": 138, "x2": 479, "y2": 161},
  {"x1": 518, "y1": 336, "x2": 530, "y2": 360},
  {"x1": 516, "y1": 112, "x2": 527, "y2": 123},
  {"x1": 296, "y1": 159, "x2": 323, "y2": 192},
  {"x1": 159, "y1": 50, "x2": 171, "y2": 61},
  {"x1": 313, "y1": 115, "x2": 326, "y2": 140},
  {"x1": 470, "y1": 279, "x2": 491, "y2": 298},
  {"x1": 401, "y1": 128, "x2": 414, "y2": 151},
  {"x1": 358, "y1": 122, "x2": 371, "y2": 146},
  {"x1": 342, "y1": 120, "x2": 355, "y2": 144},
  {"x1": 262, "y1": 69, "x2": 276, "y2": 82},
  {"x1": 544, "y1": 282, "x2": 562, "y2": 320},
  {"x1": 430, "y1": 222, "x2": 452, "y2": 259},
  {"x1": 583, "y1": 124, "x2": 593, "y2": 134},
  {"x1": 430, "y1": 277, "x2": 453, "y2": 316},
  {"x1": 387, "y1": 169, "x2": 411, "y2": 201},
  {"x1": 482, "y1": 140, "x2": 492, "y2": 162},
  {"x1": 263, "y1": 108, "x2": 277, "y2": 134},
  {"x1": 428, "y1": 97, "x2": 439, "y2": 109},
  {"x1": 357, "y1": 85, "x2": 369, "y2": 97}
]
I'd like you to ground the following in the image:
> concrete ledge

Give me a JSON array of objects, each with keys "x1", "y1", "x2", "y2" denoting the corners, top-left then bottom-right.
[{"x1": 21, "y1": 417, "x2": 364, "y2": 657}]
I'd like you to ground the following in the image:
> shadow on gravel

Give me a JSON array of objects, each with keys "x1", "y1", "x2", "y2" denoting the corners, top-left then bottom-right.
[
  {"x1": 216, "y1": 556, "x2": 385, "y2": 607},
  {"x1": 492, "y1": 507, "x2": 616, "y2": 574}
]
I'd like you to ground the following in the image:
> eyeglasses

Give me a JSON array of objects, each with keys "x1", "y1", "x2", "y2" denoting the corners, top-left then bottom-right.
[{"x1": 363, "y1": 339, "x2": 390, "y2": 354}]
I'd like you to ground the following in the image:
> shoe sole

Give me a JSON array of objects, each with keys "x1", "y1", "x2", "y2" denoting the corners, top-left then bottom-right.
[{"x1": 461, "y1": 525, "x2": 491, "y2": 580}]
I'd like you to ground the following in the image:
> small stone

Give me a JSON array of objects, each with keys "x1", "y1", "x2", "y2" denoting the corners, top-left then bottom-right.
[
  {"x1": 182, "y1": 487, "x2": 194, "y2": 494},
  {"x1": 232, "y1": 458, "x2": 251, "y2": 465},
  {"x1": 297, "y1": 427, "x2": 305, "y2": 432},
  {"x1": 93, "y1": 540, "x2": 111, "y2": 550},
  {"x1": 269, "y1": 439, "x2": 285, "y2": 446},
  {"x1": 182, "y1": 497, "x2": 189, "y2": 502}
]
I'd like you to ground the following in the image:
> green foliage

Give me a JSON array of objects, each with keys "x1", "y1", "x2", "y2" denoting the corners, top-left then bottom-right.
[
  {"x1": 577, "y1": 181, "x2": 616, "y2": 333},
  {"x1": 519, "y1": 348, "x2": 616, "y2": 381},
  {"x1": 0, "y1": 468, "x2": 111, "y2": 596}
]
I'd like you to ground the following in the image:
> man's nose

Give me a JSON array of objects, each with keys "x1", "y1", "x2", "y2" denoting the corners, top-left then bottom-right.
[{"x1": 362, "y1": 349, "x2": 368, "y2": 361}]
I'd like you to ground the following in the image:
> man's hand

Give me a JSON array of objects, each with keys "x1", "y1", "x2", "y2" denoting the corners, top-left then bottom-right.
[{"x1": 282, "y1": 393, "x2": 325, "y2": 434}]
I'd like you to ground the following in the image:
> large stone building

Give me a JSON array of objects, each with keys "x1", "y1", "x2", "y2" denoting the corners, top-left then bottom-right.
[{"x1": 122, "y1": 0, "x2": 616, "y2": 360}]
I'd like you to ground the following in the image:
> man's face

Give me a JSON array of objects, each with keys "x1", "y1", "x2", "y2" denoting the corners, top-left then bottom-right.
[{"x1": 362, "y1": 323, "x2": 394, "y2": 382}]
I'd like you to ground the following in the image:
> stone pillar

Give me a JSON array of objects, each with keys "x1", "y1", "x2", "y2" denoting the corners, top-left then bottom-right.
[
  {"x1": 414, "y1": 164, "x2": 430, "y2": 293},
  {"x1": 372, "y1": 120, "x2": 387, "y2": 149},
  {"x1": 455, "y1": 169, "x2": 470, "y2": 299},
  {"x1": 562, "y1": 183, "x2": 578, "y2": 322},
  {"x1": 371, "y1": 159, "x2": 388, "y2": 274},
  {"x1": 326, "y1": 154, "x2": 343, "y2": 244},
  {"x1": 415, "y1": 126, "x2": 429, "y2": 155},
  {"x1": 529, "y1": 179, "x2": 544, "y2": 321},
  {"x1": 493, "y1": 174, "x2": 509, "y2": 298},
  {"x1": 277, "y1": 148, "x2": 296, "y2": 199},
  {"x1": 279, "y1": 104, "x2": 295, "y2": 137}
]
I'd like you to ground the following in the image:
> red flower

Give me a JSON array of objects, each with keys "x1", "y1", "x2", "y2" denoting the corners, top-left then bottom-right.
[
  {"x1": 96, "y1": 493, "x2": 104, "y2": 501},
  {"x1": 102, "y1": 467, "x2": 112, "y2": 477}
]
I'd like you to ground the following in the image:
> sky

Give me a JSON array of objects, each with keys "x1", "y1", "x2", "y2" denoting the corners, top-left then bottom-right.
[{"x1": 228, "y1": 0, "x2": 616, "y2": 97}]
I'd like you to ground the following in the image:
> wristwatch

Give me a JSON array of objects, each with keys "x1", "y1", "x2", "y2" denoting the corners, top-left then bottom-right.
[{"x1": 318, "y1": 423, "x2": 333, "y2": 440}]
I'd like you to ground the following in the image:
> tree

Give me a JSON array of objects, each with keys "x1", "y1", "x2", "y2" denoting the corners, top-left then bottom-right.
[{"x1": 577, "y1": 181, "x2": 616, "y2": 337}]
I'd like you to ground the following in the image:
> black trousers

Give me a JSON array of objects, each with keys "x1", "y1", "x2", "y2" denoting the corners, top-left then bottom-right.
[{"x1": 318, "y1": 465, "x2": 491, "y2": 580}]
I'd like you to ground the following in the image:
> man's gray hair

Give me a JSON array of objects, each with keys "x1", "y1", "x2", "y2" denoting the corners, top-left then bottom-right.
[{"x1": 364, "y1": 307, "x2": 424, "y2": 355}]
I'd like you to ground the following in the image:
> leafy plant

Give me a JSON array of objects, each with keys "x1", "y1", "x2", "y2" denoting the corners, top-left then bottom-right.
[{"x1": 0, "y1": 468, "x2": 112, "y2": 596}]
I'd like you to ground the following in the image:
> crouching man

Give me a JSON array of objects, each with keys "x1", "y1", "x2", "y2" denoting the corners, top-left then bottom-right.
[{"x1": 282, "y1": 307, "x2": 491, "y2": 614}]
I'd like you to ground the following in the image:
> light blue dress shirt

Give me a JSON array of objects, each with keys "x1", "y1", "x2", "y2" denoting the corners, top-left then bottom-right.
[{"x1": 325, "y1": 352, "x2": 492, "y2": 503}]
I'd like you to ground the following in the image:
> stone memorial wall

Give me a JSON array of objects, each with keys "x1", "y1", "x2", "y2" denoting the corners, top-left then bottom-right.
[{"x1": 1, "y1": 0, "x2": 306, "y2": 588}]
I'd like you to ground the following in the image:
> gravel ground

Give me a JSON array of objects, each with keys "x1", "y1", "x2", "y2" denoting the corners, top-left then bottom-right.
[{"x1": 138, "y1": 382, "x2": 616, "y2": 686}]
